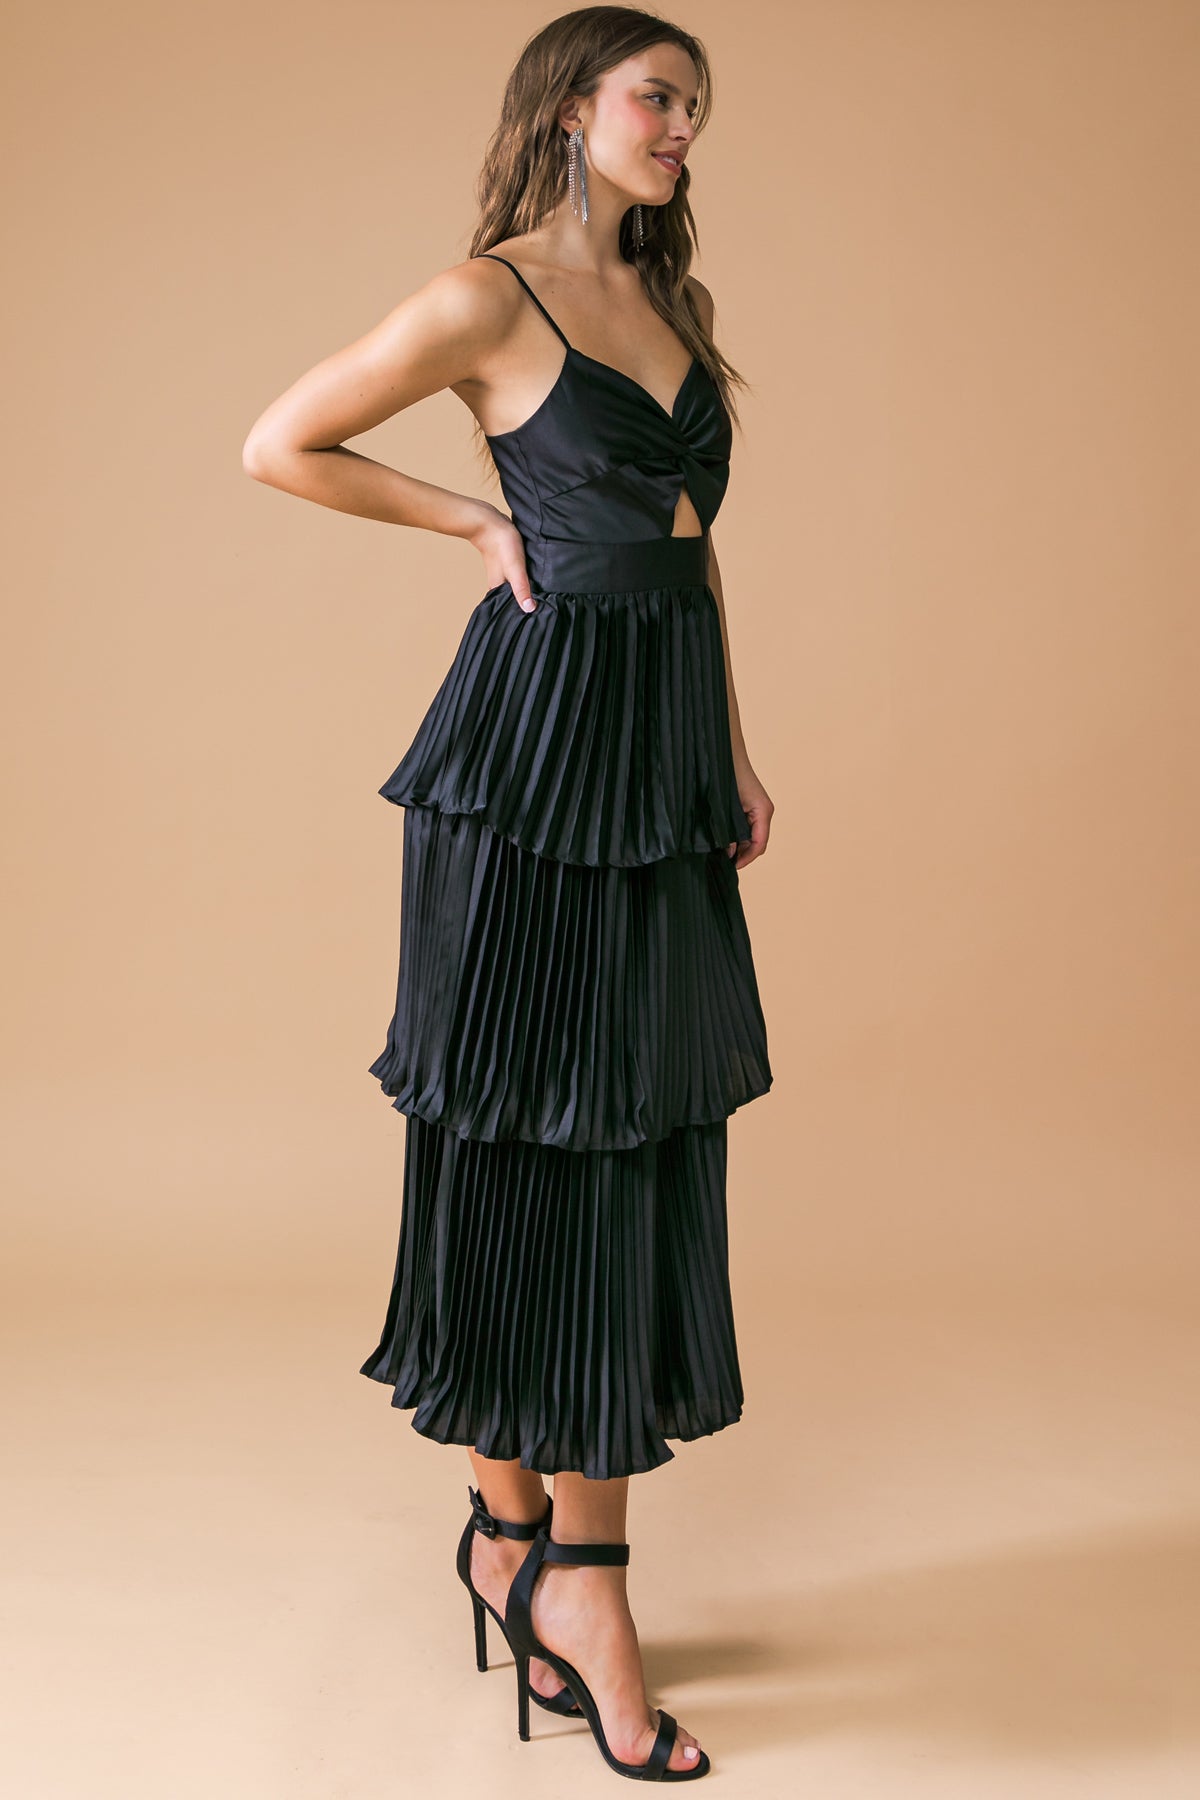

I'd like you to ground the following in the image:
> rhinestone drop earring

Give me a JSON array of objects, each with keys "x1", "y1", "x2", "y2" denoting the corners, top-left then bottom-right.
[{"x1": 567, "y1": 123, "x2": 589, "y2": 223}]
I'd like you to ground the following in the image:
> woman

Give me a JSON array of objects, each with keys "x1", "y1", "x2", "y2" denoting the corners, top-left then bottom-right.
[{"x1": 243, "y1": 6, "x2": 773, "y2": 1781}]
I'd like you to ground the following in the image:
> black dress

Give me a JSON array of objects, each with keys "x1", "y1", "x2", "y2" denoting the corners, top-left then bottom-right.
[{"x1": 358, "y1": 253, "x2": 773, "y2": 1479}]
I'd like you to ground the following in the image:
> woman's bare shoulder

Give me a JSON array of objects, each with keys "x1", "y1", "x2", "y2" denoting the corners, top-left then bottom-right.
[{"x1": 406, "y1": 251, "x2": 526, "y2": 342}]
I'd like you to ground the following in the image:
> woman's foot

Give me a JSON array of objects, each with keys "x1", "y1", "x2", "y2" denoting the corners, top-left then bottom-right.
[
  {"x1": 468, "y1": 1527, "x2": 573, "y2": 1705},
  {"x1": 529, "y1": 1556, "x2": 704, "y2": 1773}
]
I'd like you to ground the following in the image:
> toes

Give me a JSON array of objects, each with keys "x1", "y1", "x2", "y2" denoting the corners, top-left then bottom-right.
[
  {"x1": 672, "y1": 1728, "x2": 702, "y2": 1771},
  {"x1": 653, "y1": 1711, "x2": 702, "y2": 1772}
]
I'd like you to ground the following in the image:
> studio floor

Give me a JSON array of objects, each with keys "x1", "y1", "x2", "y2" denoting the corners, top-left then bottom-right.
[{"x1": 5, "y1": 1283, "x2": 1198, "y2": 1799}]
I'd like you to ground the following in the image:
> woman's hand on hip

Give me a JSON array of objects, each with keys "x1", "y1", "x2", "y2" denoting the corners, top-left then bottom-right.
[{"x1": 468, "y1": 507, "x2": 537, "y2": 612}]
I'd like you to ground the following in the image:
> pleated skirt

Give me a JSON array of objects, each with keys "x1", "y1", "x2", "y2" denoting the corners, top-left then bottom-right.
[{"x1": 359, "y1": 533, "x2": 773, "y2": 1479}]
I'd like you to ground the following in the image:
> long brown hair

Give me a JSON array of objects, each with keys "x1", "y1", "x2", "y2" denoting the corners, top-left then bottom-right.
[{"x1": 465, "y1": 5, "x2": 749, "y2": 456}]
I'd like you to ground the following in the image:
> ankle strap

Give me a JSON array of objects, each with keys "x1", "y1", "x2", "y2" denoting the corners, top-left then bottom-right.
[
  {"x1": 542, "y1": 1534, "x2": 630, "y2": 1567},
  {"x1": 468, "y1": 1484, "x2": 551, "y2": 1541}
]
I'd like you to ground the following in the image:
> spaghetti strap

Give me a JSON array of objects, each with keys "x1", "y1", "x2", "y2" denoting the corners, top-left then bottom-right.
[{"x1": 477, "y1": 253, "x2": 573, "y2": 351}]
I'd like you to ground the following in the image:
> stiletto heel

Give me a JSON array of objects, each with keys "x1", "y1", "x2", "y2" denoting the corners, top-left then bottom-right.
[
  {"x1": 516, "y1": 1649, "x2": 531, "y2": 1742},
  {"x1": 455, "y1": 1484, "x2": 583, "y2": 1717},
  {"x1": 505, "y1": 1523, "x2": 711, "y2": 1781},
  {"x1": 470, "y1": 1588, "x2": 488, "y2": 1671}
]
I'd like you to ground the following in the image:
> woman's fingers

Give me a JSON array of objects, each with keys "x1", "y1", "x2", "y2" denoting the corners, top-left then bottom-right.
[
  {"x1": 512, "y1": 570, "x2": 537, "y2": 611},
  {"x1": 474, "y1": 513, "x2": 536, "y2": 610}
]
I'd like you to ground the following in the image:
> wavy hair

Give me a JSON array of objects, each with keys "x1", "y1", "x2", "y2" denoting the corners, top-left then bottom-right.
[{"x1": 465, "y1": 5, "x2": 749, "y2": 458}]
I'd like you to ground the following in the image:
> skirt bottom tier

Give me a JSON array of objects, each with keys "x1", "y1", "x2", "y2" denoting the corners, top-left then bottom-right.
[{"x1": 359, "y1": 1110, "x2": 743, "y2": 1479}]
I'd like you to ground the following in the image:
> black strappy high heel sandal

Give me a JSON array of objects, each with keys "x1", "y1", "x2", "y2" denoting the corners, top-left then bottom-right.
[
  {"x1": 505, "y1": 1522, "x2": 712, "y2": 1781},
  {"x1": 455, "y1": 1484, "x2": 583, "y2": 1718}
]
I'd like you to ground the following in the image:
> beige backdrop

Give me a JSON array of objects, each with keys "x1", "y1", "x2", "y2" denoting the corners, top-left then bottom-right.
[{"x1": 4, "y1": 3, "x2": 1198, "y2": 1796}]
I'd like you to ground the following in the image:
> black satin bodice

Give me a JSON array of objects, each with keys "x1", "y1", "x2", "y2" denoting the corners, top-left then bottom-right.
[{"x1": 477, "y1": 254, "x2": 732, "y2": 545}]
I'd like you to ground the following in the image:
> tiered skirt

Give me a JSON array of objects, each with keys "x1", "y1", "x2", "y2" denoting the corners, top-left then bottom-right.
[{"x1": 358, "y1": 533, "x2": 773, "y2": 1478}]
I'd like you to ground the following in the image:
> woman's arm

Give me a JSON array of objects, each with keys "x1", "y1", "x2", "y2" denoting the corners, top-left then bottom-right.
[
  {"x1": 687, "y1": 277, "x2": 773, "y2": 869},
  {"x1": 706, "y1": 528, "x2": 773, "y2": 867},
  {"x1": 704, "y1": 531, "x2": 749, "y2": 771},
  {"x1": 241, "y1": 262, "x2": 540, "y2": 608}
]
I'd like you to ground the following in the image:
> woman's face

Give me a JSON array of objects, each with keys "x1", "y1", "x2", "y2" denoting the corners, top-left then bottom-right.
[{"x1": 569, "y1": 45, "x2": 700, "y2": 206}]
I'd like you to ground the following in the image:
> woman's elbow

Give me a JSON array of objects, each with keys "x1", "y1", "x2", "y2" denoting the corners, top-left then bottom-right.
[{"x1": 241, "y1": 426, "x2": 284, "y2": 482}]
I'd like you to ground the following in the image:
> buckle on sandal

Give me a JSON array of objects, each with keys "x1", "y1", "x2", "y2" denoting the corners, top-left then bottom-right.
[{"x1": 469, "y1": 1485, "x2": 498, "y2": 1539}]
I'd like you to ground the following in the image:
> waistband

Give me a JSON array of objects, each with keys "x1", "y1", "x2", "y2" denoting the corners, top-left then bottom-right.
[{"x1": 521, "y1": 532, "x2": 709, "y2": 593}]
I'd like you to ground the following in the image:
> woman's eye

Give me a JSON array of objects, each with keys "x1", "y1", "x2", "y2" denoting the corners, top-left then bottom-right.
[{"x1": 645, "y1": 90, "x2": 696, "y2": 117}]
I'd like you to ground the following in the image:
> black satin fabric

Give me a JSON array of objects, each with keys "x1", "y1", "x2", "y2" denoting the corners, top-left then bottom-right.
[
  {"x1": 375, "y1": 567, "x2": 752, "y2": 865},
  {"x1": 367, "y1": 803, "x2": 771, "y2": 1152},
  {"x1": 476, "y1": 253, "x2": 732, "y2": 544},
  {"x1": 359, "y1": 252, "x2": 773, "y2": 1477},
  {"x1": 358, "y1": 1114, "x2": 744, "y2": 1479}
]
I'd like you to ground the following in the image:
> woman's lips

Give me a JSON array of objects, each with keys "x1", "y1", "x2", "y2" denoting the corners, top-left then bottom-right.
[{"x1": 652, "y1": 152, "x2": 682, "y2": 173}]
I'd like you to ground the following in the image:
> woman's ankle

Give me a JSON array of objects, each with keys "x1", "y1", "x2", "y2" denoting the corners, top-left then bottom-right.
[{"x1": 468, "y1": 1463, "x2": 549, "y2": 1528}]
